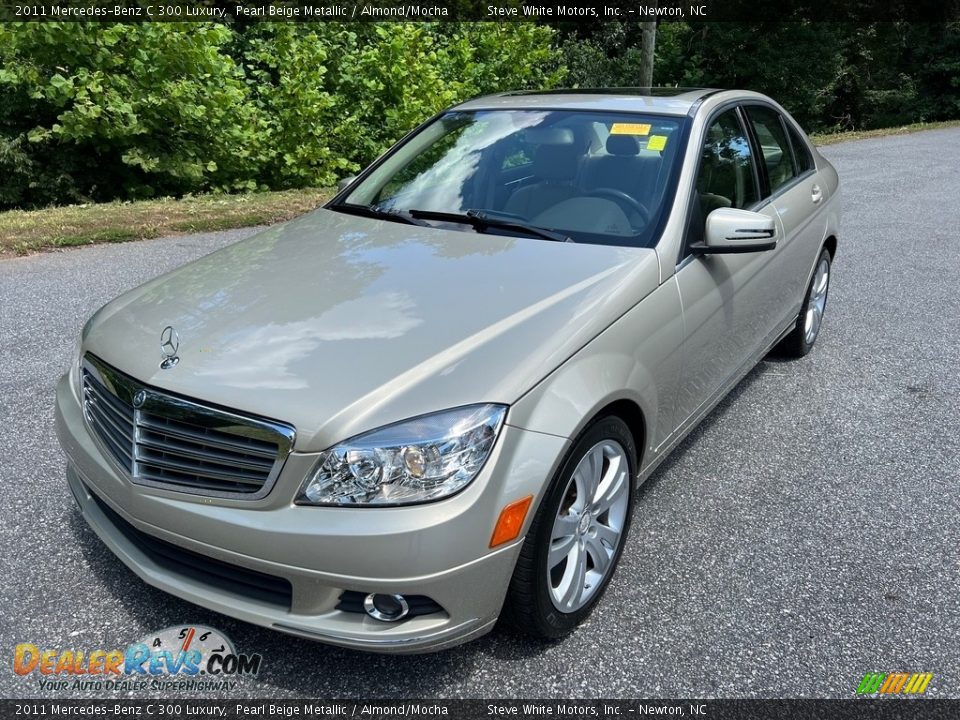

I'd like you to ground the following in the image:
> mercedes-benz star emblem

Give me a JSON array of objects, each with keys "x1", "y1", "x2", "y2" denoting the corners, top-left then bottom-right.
[
  {"x1": 159, "y1": 326, "x2": 180, "y2": 369},
  {"x1": 133, "y1": 390, "x2": 147, "y2": 408}
]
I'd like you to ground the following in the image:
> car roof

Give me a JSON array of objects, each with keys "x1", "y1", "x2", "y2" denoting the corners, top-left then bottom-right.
[{"x1": 453, "y1": 88, "x2": 723, "y2": 116}]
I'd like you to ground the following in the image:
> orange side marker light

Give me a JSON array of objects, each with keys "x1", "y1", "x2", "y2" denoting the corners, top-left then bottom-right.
[{"x1": 490, "y1": 495, "x2": 534, "y2": 548}]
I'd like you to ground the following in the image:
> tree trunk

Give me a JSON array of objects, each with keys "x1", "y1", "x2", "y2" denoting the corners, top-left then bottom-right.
[{"x1": 640, "y1": 20, "x2": 657, "y2": 88}]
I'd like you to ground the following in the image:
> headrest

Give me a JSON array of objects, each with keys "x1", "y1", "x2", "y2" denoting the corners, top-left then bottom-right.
[
  {"x1": 606, "y1": 134, "x2": 641, "y2": 156},
  {"x1": 533, "y1": 143, "x2": 579, "y2": 182}
]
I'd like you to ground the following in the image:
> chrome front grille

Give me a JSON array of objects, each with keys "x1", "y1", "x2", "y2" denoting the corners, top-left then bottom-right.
[
  {"x1": 81, "y1": 354, "x2": 295, "y2": 499},
  {"x1": 83, "y1": 367, "x2": 136, "y2": 473}
]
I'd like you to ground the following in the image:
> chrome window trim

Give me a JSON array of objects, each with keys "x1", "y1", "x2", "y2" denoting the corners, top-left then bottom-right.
[
  {"x1": 763, "y1": 168, "x2": 817, "y2": 205},
  {"x1": 81, "y1": 354, "x2": 296, "y2": 500}
]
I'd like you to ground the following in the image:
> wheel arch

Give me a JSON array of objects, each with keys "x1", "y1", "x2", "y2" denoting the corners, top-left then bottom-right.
[
  {"x1": 823, "y1": 234, "x2": 838, "y2": 259},
  {"x1": 592, "y1": 398, "x2": 647, "y2": 469},
  {"x1": 508, "y1": 350, "x2": 661, "y2": 474}
]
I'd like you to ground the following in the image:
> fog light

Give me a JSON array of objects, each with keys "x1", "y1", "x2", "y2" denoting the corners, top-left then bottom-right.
[{"x1": 363, "y1": 593, "x2": 410, "y2": 622}]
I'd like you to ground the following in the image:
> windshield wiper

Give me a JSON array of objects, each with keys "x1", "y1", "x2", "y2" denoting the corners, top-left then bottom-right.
[
  {"x1": 334, "y1": 203, "x2": 430, "y2": 227},
  {"x1": 373, "y1": 206, "x2": 432, "y2": 227},
  {"x1": 407, "y1": 208, "x2": 572, "y2": 243}
]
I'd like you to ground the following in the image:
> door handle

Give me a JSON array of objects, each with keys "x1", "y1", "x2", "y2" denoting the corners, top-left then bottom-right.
[{"x1": 811, "y1": 184, "x2": 823, "y2": 204}]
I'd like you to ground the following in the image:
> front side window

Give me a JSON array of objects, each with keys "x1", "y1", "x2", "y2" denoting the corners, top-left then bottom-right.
[
  {"x1": 336, "y1": 110, "x2": 685, "y2": 247},
  {"x1": 695, "y1": 108, "x2": 758, "y2": 216},
  {"x1": 746, "y1": 106, "x2": 797, "y2": 194},
  {"x1": 684, "y1": 109, "x2": 759, "y2": 259}
]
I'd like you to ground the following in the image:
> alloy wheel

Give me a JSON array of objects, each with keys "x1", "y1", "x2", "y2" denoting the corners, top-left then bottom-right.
[
  {"x1": 547, "y1": 440, "x2": 630, "y2": 613},
  {"x1": 804, "y1": 256, "x2": 830, "y2": 345}
]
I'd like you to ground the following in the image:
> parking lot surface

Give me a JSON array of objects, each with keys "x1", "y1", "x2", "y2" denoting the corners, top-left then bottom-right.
[{"x1": 2, "y1": 129, "x2": 958, "y2": 698}]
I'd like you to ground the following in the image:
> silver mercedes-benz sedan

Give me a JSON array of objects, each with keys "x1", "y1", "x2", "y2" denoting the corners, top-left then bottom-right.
[{"x1": 56, "y1": 88, "x2": 840, "y2": 653}]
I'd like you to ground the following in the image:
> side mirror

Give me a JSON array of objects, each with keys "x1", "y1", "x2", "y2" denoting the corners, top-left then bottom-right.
[
  {"x1": 337, "y1": 175, "x2": 357, "y2": 193},
  {"x1": 691, "y1": 208, "x2": 777, "y2": 255}
]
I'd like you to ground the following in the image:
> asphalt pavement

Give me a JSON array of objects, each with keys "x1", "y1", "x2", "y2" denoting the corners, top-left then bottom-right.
[{"x1": 1, "y1": 128, "x2": 959, "y2": 699}]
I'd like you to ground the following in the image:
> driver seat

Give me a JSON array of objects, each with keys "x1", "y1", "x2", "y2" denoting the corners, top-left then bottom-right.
[
  {"x1": 504, "y1": 143, "x2": 581, "y2": 219},
  {"x1": 583, "y1": 135, "x2": 662, "y2": 202}
]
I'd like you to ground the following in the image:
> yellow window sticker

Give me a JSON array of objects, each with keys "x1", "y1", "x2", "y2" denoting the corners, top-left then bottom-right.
[
  {"x1": 646, "y1": 135, "x2": 668, "y2": 151},
  {"x1": 610, "y1": 122, "x2": 651, "y2": 136}
]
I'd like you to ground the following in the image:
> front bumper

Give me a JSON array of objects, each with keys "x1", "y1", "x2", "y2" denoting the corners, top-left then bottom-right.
[{"x1": 55, "y1": 372, "x2": 567, "y2": 653}]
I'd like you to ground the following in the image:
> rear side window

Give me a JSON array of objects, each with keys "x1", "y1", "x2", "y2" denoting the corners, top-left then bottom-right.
[
  {"x1": 785, "y1": 122, "x2": 814, "y2": 174},
  {"x1": 746, "y1": 106, "x2": 796, "y2": 195}
]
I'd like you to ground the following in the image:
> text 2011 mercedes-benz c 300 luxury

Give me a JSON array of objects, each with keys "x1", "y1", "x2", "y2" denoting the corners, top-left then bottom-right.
[{"x1": 56, "y1": 89, "x2": 840, "y2": 653}]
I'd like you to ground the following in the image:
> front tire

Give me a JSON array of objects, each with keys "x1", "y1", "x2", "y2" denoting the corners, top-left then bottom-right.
[
  {"x1": 501, "y1": 416, "x2": 636, "y2": 639},
  {"x1": 777, "y1": 247, "x2": 832, "y2": 357}
]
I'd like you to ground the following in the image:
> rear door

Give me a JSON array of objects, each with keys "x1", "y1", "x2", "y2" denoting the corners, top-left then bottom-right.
[{"x1": 743, "y1": 105, "x2": 829, "y2": 325}]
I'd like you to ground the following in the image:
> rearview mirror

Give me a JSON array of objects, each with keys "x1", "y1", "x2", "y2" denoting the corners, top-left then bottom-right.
[
  {"x1": 337, "y1": 175, "x2": 357, "y2": 193},
  {"x1": 691, "y1": 208, "x2": 777, "y2": 255}
]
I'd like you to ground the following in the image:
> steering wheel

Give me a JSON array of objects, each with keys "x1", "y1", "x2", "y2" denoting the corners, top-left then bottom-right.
[{"x1": 586, "y1": 188, "x2": 651, "y2": 225}]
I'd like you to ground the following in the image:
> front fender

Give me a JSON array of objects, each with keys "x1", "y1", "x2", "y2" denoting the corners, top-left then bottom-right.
[{"x1": 506, "y1": 278, "x2": 685, "y2": 470}]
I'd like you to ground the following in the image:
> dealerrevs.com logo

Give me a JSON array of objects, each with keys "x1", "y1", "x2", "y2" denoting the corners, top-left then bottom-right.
[{"x1": 14, "y1": 625, "x2": 261, "y2": 692}]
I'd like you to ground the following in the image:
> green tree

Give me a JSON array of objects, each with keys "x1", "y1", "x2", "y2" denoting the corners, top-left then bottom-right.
[
  {"x1": 0, "y1": 22, "x2": 565, "y2": 208},
  {"x1": 0, "y1": 23, "x2": 263, "y2": 206}
]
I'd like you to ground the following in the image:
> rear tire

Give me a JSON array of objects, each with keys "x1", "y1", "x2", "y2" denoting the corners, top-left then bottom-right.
[
  {"x1": 501, "y1": 415, "x2": 636, "y2": 639},
  {"x1": 777, "y1": 247, "x2": 831, "y2": 358}
]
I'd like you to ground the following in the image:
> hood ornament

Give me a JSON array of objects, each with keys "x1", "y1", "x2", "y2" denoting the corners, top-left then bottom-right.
[{"x1": 159, "y1": 326, "x2": 180, "y2": 369}]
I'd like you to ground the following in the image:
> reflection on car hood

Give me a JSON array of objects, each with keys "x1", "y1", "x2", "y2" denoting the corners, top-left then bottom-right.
[{"x1": 84, "y1": 209, "x2": 660, "y2": 451}]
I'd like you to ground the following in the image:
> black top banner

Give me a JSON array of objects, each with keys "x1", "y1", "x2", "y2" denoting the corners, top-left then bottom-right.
[{"x1": 2, "y1": 0, "x2": 959, "y2": 22}]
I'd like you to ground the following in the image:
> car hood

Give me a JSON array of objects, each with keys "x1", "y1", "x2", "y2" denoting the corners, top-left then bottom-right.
[{"x1": 83, "y1": 209, "x2": 660, "y2": 451}]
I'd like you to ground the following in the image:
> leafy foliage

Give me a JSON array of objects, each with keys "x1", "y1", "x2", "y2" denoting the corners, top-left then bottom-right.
[
  {"x1": 0, "y1": 23, "x2": 261, "y2": 207},
  {"x1": 563, "y1": 22, "x2": 960, "y2": 134},
  {"x1": 0, "y1": 22, "x2": 564, "y2": 209},
  {"x1": 239, "y1": 22, "x2": 564, "y2": 187},
  {"x1": 1, "y1": 20, "x2": 955, "y2": 211}
]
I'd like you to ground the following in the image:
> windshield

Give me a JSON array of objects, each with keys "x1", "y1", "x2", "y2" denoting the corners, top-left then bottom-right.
[{"x1": 335, "y1": 109, "x2": 686, "y2": 247}]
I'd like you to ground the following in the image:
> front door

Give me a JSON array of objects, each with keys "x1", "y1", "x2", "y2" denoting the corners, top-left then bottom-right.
[{"x1": 671, "y1": 107, "x2": 785, "y2": 431}]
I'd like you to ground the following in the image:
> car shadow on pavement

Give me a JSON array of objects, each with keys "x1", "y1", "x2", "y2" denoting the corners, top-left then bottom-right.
[{"x1": 64, "y1": 356, "x2": 786, "y2": 697}]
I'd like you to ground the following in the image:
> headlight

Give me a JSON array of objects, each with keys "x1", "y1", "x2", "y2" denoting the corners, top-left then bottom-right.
[{"x1": 297, "y1": 404, "x2": 507, "y2": 507}]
